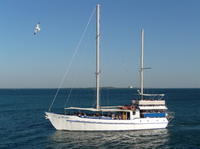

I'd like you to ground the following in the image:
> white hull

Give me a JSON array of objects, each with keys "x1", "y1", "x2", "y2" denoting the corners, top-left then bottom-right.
[{"x1": 45, "y1": 112, "x2": 168, "y2": 131}]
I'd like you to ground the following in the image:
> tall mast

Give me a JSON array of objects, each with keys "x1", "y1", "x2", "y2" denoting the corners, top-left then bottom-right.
[
  {"x1": 140, "y1": 29, "x2": 144, "y2": 100},
  {"x1": 96, "y1": 4, "x2": 100, "y2": 110}
]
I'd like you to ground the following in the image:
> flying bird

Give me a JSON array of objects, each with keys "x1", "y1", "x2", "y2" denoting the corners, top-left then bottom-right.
[{"x1": 34, "y1": 22, "x2": 41, "y2": 35}]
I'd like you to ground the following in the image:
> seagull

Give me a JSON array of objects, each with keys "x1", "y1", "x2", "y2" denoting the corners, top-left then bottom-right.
[{"x1": 34, "y1": 22, "x2": 41, "y2": 35}]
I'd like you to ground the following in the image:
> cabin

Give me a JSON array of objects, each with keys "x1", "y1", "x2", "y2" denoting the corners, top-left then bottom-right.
[
  {"x1": 64, "y1": 98, "x2": 167, "y2": 120},
  {"x1": 134, "y1": 100, "x2": 167, "y2": 118}
]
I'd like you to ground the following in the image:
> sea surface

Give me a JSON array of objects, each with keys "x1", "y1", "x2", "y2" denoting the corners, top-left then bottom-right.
[{"x1": 0, "y1": 88, "x2": 200, "y2": 149}]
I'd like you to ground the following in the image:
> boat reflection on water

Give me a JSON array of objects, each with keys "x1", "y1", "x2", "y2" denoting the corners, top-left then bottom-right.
[{"x1": 47, "y1": 129, "x2": 169, "y2": 149}]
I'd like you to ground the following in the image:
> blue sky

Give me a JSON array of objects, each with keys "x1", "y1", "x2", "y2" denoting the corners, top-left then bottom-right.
[{"x1": 0, "y1": 0, "x2": 199, "y2": 88}]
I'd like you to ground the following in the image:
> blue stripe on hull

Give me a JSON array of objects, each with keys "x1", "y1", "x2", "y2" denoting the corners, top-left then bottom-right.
[{"x1": 66, "y1": 119, "x2": 167, "y2": 125}]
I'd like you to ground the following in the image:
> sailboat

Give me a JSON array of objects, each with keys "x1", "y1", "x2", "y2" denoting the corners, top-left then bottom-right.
[{"x1": 45, "y1": 4, "x2": 169, "y2": 131}]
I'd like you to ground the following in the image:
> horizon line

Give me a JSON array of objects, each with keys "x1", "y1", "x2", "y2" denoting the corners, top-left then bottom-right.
[{"x1": 0, "y1": 87, "x2": 199, "y2": 89}]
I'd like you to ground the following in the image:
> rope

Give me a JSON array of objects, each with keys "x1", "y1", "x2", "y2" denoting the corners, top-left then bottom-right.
[
  {"x1": 48, "y1": 7, "x2": 95, "y2": 112},
  {"x1": 64, "y1": 88, "x2": 73, "y2": 109}
]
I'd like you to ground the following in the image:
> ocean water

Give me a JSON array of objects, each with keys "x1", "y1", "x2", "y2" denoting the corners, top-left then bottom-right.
[{"x1": 0, "y1": 88, "x2": 200, "y2": 149}]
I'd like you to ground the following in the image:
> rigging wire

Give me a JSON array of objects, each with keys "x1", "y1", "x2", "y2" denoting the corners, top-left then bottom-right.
[
  {"x1": 64, "y1": 88, "x2": 73, "y2": 109},
  {"x1": 48, "y1": 7, "x2": 96, "y2": 112}
]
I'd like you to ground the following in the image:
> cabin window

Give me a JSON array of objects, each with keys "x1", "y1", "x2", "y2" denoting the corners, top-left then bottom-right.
[{"x1": 127, "y1": 112, "x2": 130, "y2": 120}]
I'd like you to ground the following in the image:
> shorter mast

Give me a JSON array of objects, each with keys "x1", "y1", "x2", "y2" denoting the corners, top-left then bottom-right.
[
  {"x1": 140, "y1": 29, "x2": 144, "y2": 100},
  {"x1": 96, "y1": 4, "x2": 100, "y2": 110}
]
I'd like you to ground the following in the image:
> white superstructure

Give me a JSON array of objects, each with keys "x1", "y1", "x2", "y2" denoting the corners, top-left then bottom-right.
[{"x1": 45, "y1": 4, "x2": 170, "y2": 131}]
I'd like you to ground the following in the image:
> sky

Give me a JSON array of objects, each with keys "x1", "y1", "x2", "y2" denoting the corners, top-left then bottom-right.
[{"x1": 0, "y1": 0, "x2": 199, "y2": 88}]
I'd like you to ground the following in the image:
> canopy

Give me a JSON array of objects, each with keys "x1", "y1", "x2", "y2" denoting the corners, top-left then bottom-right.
[
  {"x1": 137, "y1": 100, "x2": 165, "y2": 105},
  {"x1": 64, "y1": 107, "x2": 132, "y2": 112}
]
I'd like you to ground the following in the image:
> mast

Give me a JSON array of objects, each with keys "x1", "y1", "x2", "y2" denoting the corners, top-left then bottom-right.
[
  {"x1": 96, "y1": 4, "x2": 100, "y2": 110},
  {"x1": 140, "y1": 29, "x2": 144, "y2": 100}
]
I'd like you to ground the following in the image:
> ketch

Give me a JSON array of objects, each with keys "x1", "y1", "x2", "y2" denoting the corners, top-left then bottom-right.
[{"x1": 45, "y1": 4, "x2": 171, "y2": 131}]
